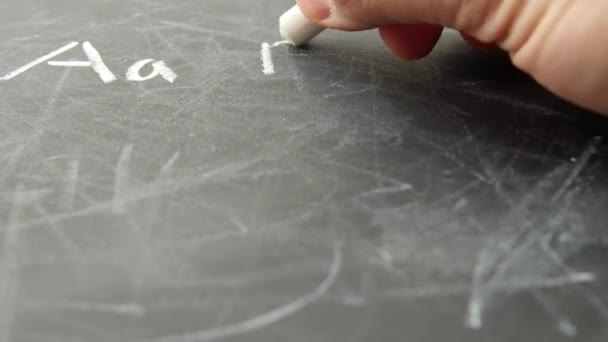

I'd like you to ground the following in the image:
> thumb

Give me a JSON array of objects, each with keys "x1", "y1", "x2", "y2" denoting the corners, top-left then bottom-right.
[{"x1": 296, "y1": 0, "x2": 608, "y2": 114}]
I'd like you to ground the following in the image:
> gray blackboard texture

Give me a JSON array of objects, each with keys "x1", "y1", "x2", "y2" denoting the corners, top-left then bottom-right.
[{"x1": 1, "y1": 1, "x2": 608, "y2": 341}]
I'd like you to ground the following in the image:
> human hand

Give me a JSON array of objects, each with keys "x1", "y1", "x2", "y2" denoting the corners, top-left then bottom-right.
[{"x1": 296, "y1": 0, "x2": 608, "y2": 114}]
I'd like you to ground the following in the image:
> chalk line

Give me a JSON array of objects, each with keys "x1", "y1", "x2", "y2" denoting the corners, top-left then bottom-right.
[
  {"x1": 48, "y1": 61, "x2": 92, "y2": 67},
  {"x1": 153, "y1": 61, "x2": 178, "y2": 83},
  {"x1": 126, "y1": 59, "x2": 178, "y2": 83},
  {"x1": 260, "y1": 41, "x2": 291, "y2": 75},
  {"x1": 465, "y1": 298, "x2": 483, "y2": 329},
  {"x1": 272, "y1": 40, "x2": 291, "y2": 47},
  {"x1": 261, "y1": 42, "x2": 275, "y2": 75},
  {"x1": 0, "y1": 42, "x2": 79, "y2": 81},
  {"x1": 82, "y1": 41, "x2": 117, "y2": 84},
  {"x1": 551, "y1": 136, "x2": 602, "y2": 202},
  {"x1": 126, "y1": 59, "x2": 157, "y2": 81},
  {"x1": 158, "y1": 242, "x2": 343, "y2": 342}
]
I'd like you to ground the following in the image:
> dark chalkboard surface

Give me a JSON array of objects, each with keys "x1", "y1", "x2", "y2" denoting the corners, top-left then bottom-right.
[{"x1": 1, "y1": 1, "x2": 607, "y2": 341}]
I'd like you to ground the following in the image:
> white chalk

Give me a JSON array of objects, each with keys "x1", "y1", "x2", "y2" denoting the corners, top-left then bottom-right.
[
  {"x1": 0, "y1": 42, "x2": 79, "y2": 81},
  {"x1": 48, "y1": 61, "x2": 92, "y2": 67},
  {"x1": 82, "y1": 41, "x2": 118, "y2": 84},
  {"x1": 279, "y1": 5, "x2": 326, "y2": 47},
  {"x1": 260, "y1": 42, "x2": 275, "y2": 75}
]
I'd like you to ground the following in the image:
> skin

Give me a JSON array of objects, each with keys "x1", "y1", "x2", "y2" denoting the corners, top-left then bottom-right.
[{"x1": 296, "y1": 0, "x2": 608, "y2": 115}]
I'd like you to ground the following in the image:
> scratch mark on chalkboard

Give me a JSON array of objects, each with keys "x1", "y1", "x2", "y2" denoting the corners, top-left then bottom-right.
[
  {"x1": 0, "y1": 185, "x2": 25, "y2": 342},
  {"x1": 0, "y1": 41, "x2": 78, "y2": 81},
  {"x1": 354, "y1": 183, "x2": 414, "y2": 210},
  {"x1": 261, "y1": 42, "x2": 275, "y2": 76},
  {"x1": 534, "y1": 291, "x2": 578, "y2": 337},
  {"x1": 25, "y1": 68, "x2": 72, "y2": 147},
  {"x1": 24, "y1": 213, "x2": 252, "y2": 268},
  {"x1": 382, "y1": 284, "x2": 469, "y2": 299},
  {"x1": 368, "y1": 51, "x2": 384, "y2": 190},
  {"x1": 25, "y1": 300, "x2": 146, "y2": 317},
  {"x1": 132, "y1": 255, "x2": 325, "y2": 292},
  {"x1": 1, "y1": 188, "x2": 54, "y2": 202},
  {"x1": 516, "y1": 272, "x2": 595, "y2": 287},
  {"x1": 158, "y1": 151, "x2": 180, "y2": 181},
  {"x1": 61, "y1": 160, "x2": 79, "y2": 211},
  {"x1": 301, "y1": 152, "x2": 409, "y2": 188},
  {"x1": 383, "y1": 272, "x2": 595, "y2": 302},
  {"x1": 571, "y1": 281, "x2": 608, "y2": 320},
  {"x1": 158, "y1": 20, "x2": 259, "y2": 44},
  {"x1": 361, "y1": 183, "x2": 414, "y2": 197},
  {"x1": 158, "y1": 242, "x2": 342, "y2": 342},
  {"x1": 17, "y1": 157, "x2": 261, "y2": 231},
  {"x1": 540, "y1": 237, "x2": 577, "y2": 277},
  {"x1": 558, "y1": 320, "x2": 578, "y2": 337},
  {"x1": 114, "y1": 144, "x2": 134, "y2": 214},
  {"x1": 324, "y1": 87, "x2": 374, "y2": 99},
  {"x1": 33, "y1": 203, "x2": 80, "y2": 255},
  {"x1": 465, "y1": 136, "x2": 602, "y2": 330},
  {"x1": 466, "y1": 268, "x2": 595, "y2": 329},
  {"x1": 551, "y1": 136, "x2": 601, "y2": 202},
  {"x1": 22, "y1": 204, "x2": 299, "y2": 269},
  {"x1": 469, "y1": 233, "x2": 558, "y2": 329},
  {"x1": 228, "y1": 216, "x2": 250, "y2": 235},
  {"x1": 147, "y1": 27, "x2": 203, "y2": 73},
  {"x1": 137, "y1": 151, "x2": 182, "y2": 235},
  {"x1": 429, "y1": 179, "x2": 482, "y2": 208},
  {"x1": 287, "y1": 63, "x2": 306, "y2": 91},
  {"x1": 458, "y1": 88, "x2": 579, "y2": 121},
  {"x1": 0, "y1": 145, "x2": 24, "y2": 181}
]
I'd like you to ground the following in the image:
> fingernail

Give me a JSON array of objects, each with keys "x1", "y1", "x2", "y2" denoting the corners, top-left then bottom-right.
[{"x1": 300, "y1": 0, "x2": 331, "y2": 22}]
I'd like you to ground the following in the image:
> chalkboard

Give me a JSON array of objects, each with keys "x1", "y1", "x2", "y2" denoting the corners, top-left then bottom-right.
[{"x1": 1, "y1": 1, "x2": 607, "y2": 341}]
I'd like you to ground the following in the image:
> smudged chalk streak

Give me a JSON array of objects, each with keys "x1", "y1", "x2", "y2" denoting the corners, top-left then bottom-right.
[
  {"x1": 113, "y1": 144, "x2": 134, "y2": 214},
  {"x1": 157, "y1": 242, "x2": 343, "y2": 342}
]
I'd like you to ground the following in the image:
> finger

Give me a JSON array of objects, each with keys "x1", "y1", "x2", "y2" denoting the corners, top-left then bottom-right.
[
  {"x1": 296, "y1": 0, "x2": 608, "y2": 114},
  {"x1": 379, "y1": 24, "x2": 444, "y2": 60},
  {"x1": 295, "y1": 0, "x2": 332, "y2": 25},
  {"x1": 516, "y1": 0, "x2": 608, "y2": 114},
  {"x1": 297, "y1": 0, "x2": 547, "y2": 51},
  {"x1": 460, "y1": 32, "x2": 497, "y2": 52}
]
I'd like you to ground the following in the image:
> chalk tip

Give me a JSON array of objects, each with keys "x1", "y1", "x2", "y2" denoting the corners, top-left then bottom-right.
[
  {"x1": 279, "y1": 5, "x2": 326, "y2": 47},
  {"x1": 278, "y1": 17, "x2": 296, "y2": 46}
]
